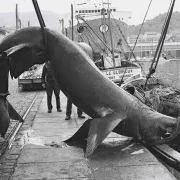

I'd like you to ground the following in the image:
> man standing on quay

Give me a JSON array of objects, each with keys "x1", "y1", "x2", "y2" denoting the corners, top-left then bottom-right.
[
  {"x1": 65, "y1": 99, "x2": 85, "y2": 120},
  {"x1": 65, "y1": 42, "x2": 93, "y2": 120},
  {"x1": 42, "y1": 61, "x2": 62, "y2": 113}
]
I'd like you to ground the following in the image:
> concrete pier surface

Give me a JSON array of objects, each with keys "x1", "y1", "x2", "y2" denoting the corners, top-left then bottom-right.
[{"x1": 7, "y1": 92, "x2": 177, "y2": 180}]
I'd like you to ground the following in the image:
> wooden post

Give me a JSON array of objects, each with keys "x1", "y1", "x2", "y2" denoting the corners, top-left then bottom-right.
[
  {"x1": 15, "y1": 4, "x2": 19, "y2": 30},
  {"x1": 65, "y1": 28, "x2": 68, "y2": 37},
  {"x1": 107, "y1": 0, "x2": 115, "y2": 67},
  {"x1": 19, "y1": 19, "x2": 22, "y2": 28},
  {"x1": 71, "y1": 4, "x2": 74, "y2": 41},
  {"x1": 61, "y1": 19, "x2": 64, "y2": 34}
]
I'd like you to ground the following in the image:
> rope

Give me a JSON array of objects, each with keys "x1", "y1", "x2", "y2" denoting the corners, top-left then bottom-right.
[
  {"x1": 110, "y1": 17, "x2": 122, "y2": 40},
  {"x1": 119, "y1": 0, "x2": 152, "y2": 85},
  {"x1": 85, "y1": 29, "x2": 105, "y2": 52},
  {"x1": 111, "y1": 14, "x2": 139, "y2": 64},
  {"x1": 154, "y1": 0, "x2": 175, "y2": 69},
  {"x1": 131, "y1": 0, "x2": 153, "y2": 56},
  {"x1": 144, "y1": 0, "x2": 176, "y2": 89},
  {"x1": 110, "y1": 20, "x2": 121, "y2": 43},
  {"x1": 77, "y1": 16, "x2": 112, "y2": 52},
  {"x1": 86, "y1": 28, "x2": 106, "y2": 52},
  {"x1": 32, "y1": 0, "x2": 48, "y2": 60},
  {"x1": 85, "y1": 28, "x2": 114, "y2": 66}
]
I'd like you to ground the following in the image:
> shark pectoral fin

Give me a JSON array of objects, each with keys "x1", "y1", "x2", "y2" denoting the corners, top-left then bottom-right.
[
  {"x1": 4, "y1": 44, "x2": 31, "y2": 57},
  {"x1": 8, "y1": 101, "x2": 24, "y2": 122},
  {"x1": 64, "y1": 119, "x2": 92, "y2": 144},
  {"x1": 85, "y1": 113, "x2": 125, "y2": 157}
]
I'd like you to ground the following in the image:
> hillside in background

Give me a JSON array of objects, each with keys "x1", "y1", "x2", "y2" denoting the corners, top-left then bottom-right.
[
  {"x1": 128, "y1": 11, "x2": 180, "y2": 36},
  {"x1": 0, "y1": 11, "x2": 61, "y2": 30},
  {"x1": 66, "y1": 18, "x2": 128, "y2": 53},
  {"x1": 0, "y1": 10, "x2": 180, "y2": 37}
]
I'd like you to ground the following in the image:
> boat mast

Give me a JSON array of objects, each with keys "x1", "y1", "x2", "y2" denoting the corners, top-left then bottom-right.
[
  {"x1": 28, "y1": 20, "x2": 31, "y2": 27},
  {"x1": 59, "y1": 19, "x2": 65, "y2": 34},
  {"x1": 101, "y1": 3, "x2": 107, "y2": 53},
  {"x1": 107, "y1": 0, "x2": 115, "y2": 67},
  {"x1": 71, "y1": 4, "x2": 74, "y2": 41},
  {"x1": 15, "y1": 4, "x2": 19, "y2": 30}
]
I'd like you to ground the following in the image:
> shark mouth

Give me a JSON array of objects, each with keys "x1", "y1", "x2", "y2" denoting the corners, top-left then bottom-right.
[{"x1": 9, "y1": 51, "x2": 45, "y2": 79}]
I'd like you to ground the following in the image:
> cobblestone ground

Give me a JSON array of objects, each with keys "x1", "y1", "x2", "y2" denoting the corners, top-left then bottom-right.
[
  {"x1": 0, "y1": 77, "x2": 45, "y2": 180},
  {"x1": 7, "y1": 78, "x2": 39, "y2": 116}
]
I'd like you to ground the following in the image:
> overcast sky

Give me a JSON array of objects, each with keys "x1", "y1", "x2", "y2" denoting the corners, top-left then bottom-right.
[{"x1": 0, "y1": 0, "x2": 179, "y2": 25}]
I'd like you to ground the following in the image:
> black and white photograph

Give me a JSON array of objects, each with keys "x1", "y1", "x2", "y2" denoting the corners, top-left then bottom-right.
[{"x1": 0, "y1": 0, "x2": 180, "y2": 179}]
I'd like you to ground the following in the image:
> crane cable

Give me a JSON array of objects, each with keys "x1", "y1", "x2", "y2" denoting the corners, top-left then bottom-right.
[
  {"x1": 110, "y1": 13, "x2": 138, "y2": 63},
  {"x1": 154, "y1": 0, "x2": 175, "y2": 70},
  {"x1": 131, "y1": 0, "x2": 153, "y2": 57},
  {"x1": 109, "y1": 13, "x2": 145, "y2": 76},
  {"x1": 77, "y1": 15, "x2": 112, "y2": 53},
  {"x1": 83, "y1": 31, "x2": 103, "y2": 52},
  {"x1": 86, "y1": 27, "x2": 114, "y2": 66},
  {"x1": 144, "y1": 0, "x2": 176, "y2": 89},
  {"x1": 118, "y1": 0, "x2": 152, "y2": 85},
  {"x1": 32, "y1": 0, "x2": 48, "y2": 60},
  {"x1": 85, "y1": 27, "x2": 113, "y2": 66}
]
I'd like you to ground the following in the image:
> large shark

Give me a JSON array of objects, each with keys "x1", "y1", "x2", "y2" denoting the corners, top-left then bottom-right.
[{"x1": 0, "y1": 27, "x2": 179, "y2": 157}]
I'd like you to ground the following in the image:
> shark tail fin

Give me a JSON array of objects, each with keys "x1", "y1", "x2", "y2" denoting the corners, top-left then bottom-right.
[{"x1": 64, "y1": 119, "x2": 92, "y2": 144}]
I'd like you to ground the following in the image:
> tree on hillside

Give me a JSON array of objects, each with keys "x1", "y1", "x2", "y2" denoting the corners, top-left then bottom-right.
[
  {"x1": 127, "y1": 11, "x2": 180, "y2": 36},
  {"x1": 0, "y1": 27, "x2": 7, "y2": 35}
]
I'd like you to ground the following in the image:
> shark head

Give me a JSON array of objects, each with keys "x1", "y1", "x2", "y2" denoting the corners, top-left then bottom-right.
[
  {"x1": 138, "y1": 110, "x2": 180, "y2": 145},
  {"x1": 0, "y1": 27, "x2": 42, "y2": 137},
  {"x1": 0, "y1": 27, "x2": 46, "y2": 79}
]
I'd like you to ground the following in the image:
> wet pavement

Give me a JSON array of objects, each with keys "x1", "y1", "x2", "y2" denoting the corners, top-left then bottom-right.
[{"x1": 1, "y1": 92, "x2": 177, "y2": 180}]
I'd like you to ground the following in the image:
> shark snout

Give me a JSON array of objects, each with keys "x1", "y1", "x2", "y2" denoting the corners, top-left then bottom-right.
[
  {"x1": 158, "y1": 116, "x2": 180, "y2": 142},
  {"x1": 169, "y1": 116, "x2": 180, "y2": 137},
  {"x1": 139, "y1": 114, "x2": 180, "y2": 145}
]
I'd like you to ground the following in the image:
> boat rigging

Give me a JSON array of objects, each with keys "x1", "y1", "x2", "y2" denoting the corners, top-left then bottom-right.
[
  {"x1": 144, "y1": 0, "x2": 176, "y2": 89},
  {"x1": 70, "y1": 0, "x2": 142, "y2": 85}
]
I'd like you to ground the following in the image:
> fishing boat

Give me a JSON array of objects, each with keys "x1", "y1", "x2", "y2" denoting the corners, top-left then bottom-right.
[{"x1": 63, "y1": 0, "x2": 142, "y2": 85}]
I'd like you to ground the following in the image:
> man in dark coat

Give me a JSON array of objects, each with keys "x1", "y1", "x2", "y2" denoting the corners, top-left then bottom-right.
[{"x1": 42, "y1": 61, "x2": 62, "y2": 113}]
